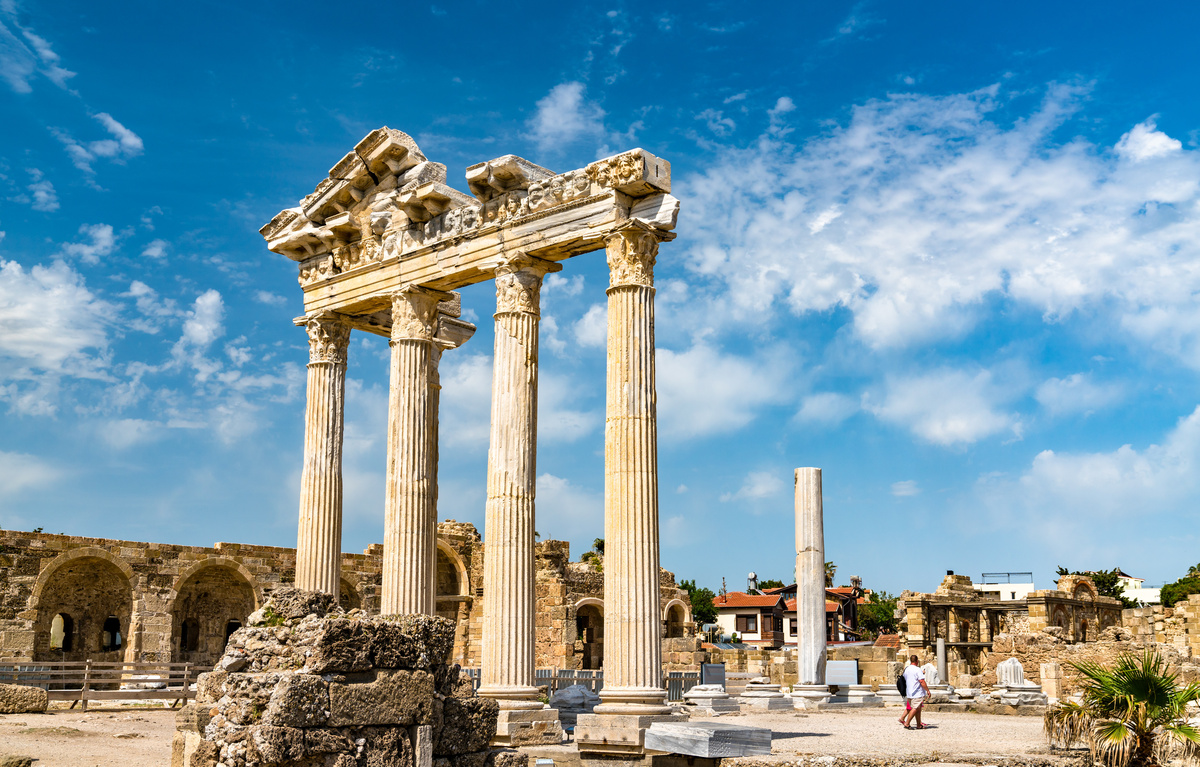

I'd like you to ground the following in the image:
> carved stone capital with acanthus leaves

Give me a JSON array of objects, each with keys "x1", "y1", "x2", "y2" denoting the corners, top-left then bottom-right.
[
  {"x1": 390, "y1": 286, "x2": 445, "y2": 343},
  {"x1": 605, "y1": 226, "x2": 659, "y2": 289},
  {"x1": 306, "y1": 315, "x2": 352, "y2": 364},
  {"x1": 494, "y1": 255, "x2": 562, "y2": 315}
]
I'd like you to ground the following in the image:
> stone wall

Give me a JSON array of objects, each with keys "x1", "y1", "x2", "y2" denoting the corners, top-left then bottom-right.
[
  {"x1": 1121, "y1": 594, "x2": 1200, "y2": 654},
  {"x1": 0, "y1": 523, "x2": 690, "y2": 672}
]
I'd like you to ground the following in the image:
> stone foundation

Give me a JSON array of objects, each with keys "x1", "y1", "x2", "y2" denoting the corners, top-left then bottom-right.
[{"x1": 172, "y1": 589, "x2": 512, "y2": 767}]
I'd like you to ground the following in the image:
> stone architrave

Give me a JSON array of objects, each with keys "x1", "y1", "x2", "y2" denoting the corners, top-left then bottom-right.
[
  {"x1": 795, "y1": 468, "x2": 829, "y2": 692},
  {"x1": 382, "y1": 286, "x2": 447, "y2": 616},
  {"x1": 576, "y1": 224, "x2": 686, "y2": 754},
  {"x1": 478, "y1": 255, "x2": 564, "y2": 746},
  {"x1": 294, "y1": 314, "x2": 351, "y2": 596}
]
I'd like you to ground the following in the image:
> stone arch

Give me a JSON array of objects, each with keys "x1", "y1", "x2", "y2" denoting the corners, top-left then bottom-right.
[
  {"x1": 1080, "y1": 618, "x2": 1089, "y2": 642},
  {"x1": 32, "y1": 551, "x2": 134, "y2": 662},
  {"x1": 170, "y1": 562, "x2": 257, "y2": 666},
  {"x1": 170, "y1": 557, "x2": 263, "y2": 609},
  {"x1": 1052, "y1": 606, "x2": 1069, "y2": 629},
  {"x1": 435, "y1": 541, "x2": 470, "y2": 597},
  {"x1": 663, "y1": 599, "x2": 688, "y2": 638},
  {"x1": 1073, "y1": 581, "x2": 1097, "y2": 601},
  {"x1": 574, "y1": 598, "x2": 604, "y2": 670},
  {"x1": 339, "y1": 577, "x2": 362, "y2": 611}
]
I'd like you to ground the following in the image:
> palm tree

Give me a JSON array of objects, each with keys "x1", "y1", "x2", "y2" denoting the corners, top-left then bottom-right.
[
  {"x1": 592, "y1": 538, "x2": 604, "y2": 556},
  {"x1": 825, "y1": 561, "x2": 837, "y2": 588},
  {"x1": 1044, "y1": 649, "x2": 1200, "y2": 767}
]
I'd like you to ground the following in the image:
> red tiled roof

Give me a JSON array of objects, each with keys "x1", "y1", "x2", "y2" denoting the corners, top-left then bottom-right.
[
  {"x1": 874, "y1": 634, "x2": 902, "y2": 648},
  {"x1": 782, "y1": 597, "x2": 843, "y2": 613},
  {"x1": 713, "y1": 591, "x2": 784, "y2": 608}
]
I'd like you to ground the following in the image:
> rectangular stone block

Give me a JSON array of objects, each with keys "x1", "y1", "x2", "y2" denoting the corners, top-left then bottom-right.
[
  {"x1": 328, "y1": 670, "x2": 435, "y2": 727},
  {"x1": 645, "y1": 722, "x2": 770, "y2": 758}
]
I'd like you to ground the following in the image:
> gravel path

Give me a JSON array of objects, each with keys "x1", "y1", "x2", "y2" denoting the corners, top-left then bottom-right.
[{"x1": 0, "y1": 708, "x2": 176, "y2": 767}]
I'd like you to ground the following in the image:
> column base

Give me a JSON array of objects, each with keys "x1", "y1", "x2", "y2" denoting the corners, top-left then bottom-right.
[
  {"x1": 576, "y1": 712, "x2": 689, "y2": 756},
  {"x1": 490, "y1": 706, "x2": 564, "y2": 746},
  {"x1": 788, "y1": 684, "x2": 831, "y2": 709}
]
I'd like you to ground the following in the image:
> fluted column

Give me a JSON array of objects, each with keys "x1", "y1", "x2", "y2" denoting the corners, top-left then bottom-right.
[
  {"x1": 295, "y1": 315, "x2": 351, "y2": 596},
  {"x1": 479, "y1": 256, "x2": 559, "y2": 707},
  {"x1": 382, "y1": 286, "x2": 444, "y2": 616},
  {"x1": 796, "y1": 467, "x2": 827, "y2": 685},
  {"x1": 596, "y1": 225, "x2": 672, "y2": 715}
]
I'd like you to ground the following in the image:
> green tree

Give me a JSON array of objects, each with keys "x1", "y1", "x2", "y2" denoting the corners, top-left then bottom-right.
[
  {"x1": 1161, "y1": 576, "x2": 1200, "y2": 608},
  {"x1": 756, "y1": 578, "x2": 785, "y2": 591},
  {"x1": 857, "y1": 591, "x2": 899, "y2": 639},
  {"x1": 825, "y1": 561, "x2": 837, "y2": 588},
  {"x1": 1044, "y1": 649, "x2": 1200, "y2": 766},
  {"x1": 1056, "y1": 567, "x2": 1138, "y2": 609},
  {"x1": 592, "y1": 538, "x2": 605, "y2": 556},
  {"x1": 680, "y1": 579, "x2": 718, "y2": 625}
]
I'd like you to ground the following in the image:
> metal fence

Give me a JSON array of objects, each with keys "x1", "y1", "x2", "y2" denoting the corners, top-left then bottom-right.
[{"x1": 463, "y1": 668, "x2": 701, "y2": 702}]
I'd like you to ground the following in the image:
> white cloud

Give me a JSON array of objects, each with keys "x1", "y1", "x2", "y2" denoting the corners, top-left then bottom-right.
[
  {"x1": 795, "y1": 392, "x2": 859, "y2": 426},
  {"x1": 657, "y1": 343, "x2": 792, "y2": 438},
  {"x1": 141, "y1": 239, "x2": 168, "y2": 259},
  {"x1": 720, "y1": 470, "x2": 786, "y2": 502},
  {"x1": 528, "y1": 81, "x2": 606, "y2": 156},
  {"x1": 51, "y1": 113, "x2": 144, "y2": 175},
  {"x1": 865, "y1": 368, "x2": 1019, "y2": 445},
  {"x1": 573, "y1": 303, "x2": 607, "y2": 348},
  {"x1": 696, "y1": 108, "x2": 736, "y2": 136},
  {"x1": 0, "y1": 258, "x2": 112, "y2": 383},
  {"x1": 99, "y1": 418, "x2": 163, "y2": 450},
  {"x1": 172, "y1": 289, "x2": 225, "y2": 381},
  {"x1": 891, "y1": 480, "x2": 920, "y2": 497},
  {"x1": 439, "y1": 352, "x2": 492, "y2": 450},
  {"x1": 1115, "y1": 119, "x2": 1181, "y2": 163},
  {"x1": 24, "y1": 168, "x2": 57, "y2": 212},
  {"x1": 0, "y1": 15, "x2": 73, "y2": 93},
  {"x1": 1035, "y1": 373, "x2": 1123, "y2": 416},
  {"x1": 0, "y1": 450, "x2": 62, "y2": 496},
  {"x1": 253, "y1": 290, "x2": 287, "y2": 307},
  {"x1": 60, "y1": 223, "x2": 116, "y2": 264},
  {"x1": 677, "y1": 84, "x2": 1200, "y2": 364},
  {"x1": 538, "y1": 372, "x2": 601, "y2": 443},
  {"x1": 125, "y1": 280, "x2": 178, "y2": 333}
]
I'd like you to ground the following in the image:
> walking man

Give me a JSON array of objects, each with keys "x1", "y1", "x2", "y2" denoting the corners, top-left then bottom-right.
[{"x1": 900, "y1": 655, "x2": 931, "y2": 729}]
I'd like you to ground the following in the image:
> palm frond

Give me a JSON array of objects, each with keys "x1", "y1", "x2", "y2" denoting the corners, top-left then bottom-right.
[
  {"x1": 1045, "y1": 701, "x2": 1092, "y2": 748},
  {"x1": 1092, "y1": 720, "x2": 1135, "y2": 767}
]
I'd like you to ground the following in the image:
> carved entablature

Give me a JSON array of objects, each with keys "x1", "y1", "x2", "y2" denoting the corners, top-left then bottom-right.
[
  {"x1": 306, "y1": 315, "x2": 352, "y2": 364},
  {"x1": 262, "y1": 127, "x2": 678, "y2": 320}
]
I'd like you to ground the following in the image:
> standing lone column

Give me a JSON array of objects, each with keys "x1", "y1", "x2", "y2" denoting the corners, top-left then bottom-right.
[
  {"x1": 479, "y1": 255, "x2": 564, "y2": 745},
  {"x1": 594, "y1": 225, "x2": 673, "y2": 716},
  {"x1": 295, "y1": 314, "x2": 351, "y2": 596},
  {"x1": 790, "y1": 467, "x2": 831, "y2": 706},
  {"x1": 382, "y1": 286, "x2": 445, "y2": 616}
]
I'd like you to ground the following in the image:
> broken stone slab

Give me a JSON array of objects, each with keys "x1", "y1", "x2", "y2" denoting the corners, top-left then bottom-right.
[
  {"x1": 0, "y1": 683, "x2": 47, "y2": 714},
  {"x1": 683, "y1": 684, "x2": 739, "y2": 715},
  {"x1": 645, "y1": 721, "x2": 771, "y2": 758}
]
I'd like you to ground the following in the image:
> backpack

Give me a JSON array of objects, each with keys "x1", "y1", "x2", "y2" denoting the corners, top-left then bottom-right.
[{"x1": 896, "y1": 667, "x2": 907, "y2": 695}]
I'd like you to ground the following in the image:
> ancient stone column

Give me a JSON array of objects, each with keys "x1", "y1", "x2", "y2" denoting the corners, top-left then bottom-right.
[
  {"x1": 295, "y1": 315, "x2": 351, "y2": 596},
  {"x1": 593, "y1": 226, "x2": 673, "y2": 716},
  {"x1": 478, "y1": 256, "x2": 564, "y2": 745},
  {"x1": 795, "y1": 468, "x2": 829, "y2": 689},
  {"x1": 382, "y1": 287, "x2": 444, "y2": 616}
]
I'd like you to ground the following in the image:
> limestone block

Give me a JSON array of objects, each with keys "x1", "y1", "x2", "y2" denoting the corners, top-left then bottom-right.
[
  {"x1": 645, "y1": 721, "x2": 771, "y2": 758},
  {"x1": 0, "y1": 683, "x2": 47, "y2": 713},
  {"x1": 262, "y1": 673, "x2": 329, "y2": 728},
  {"x1": 328, "y1": 670, "x2": 436, "y2": 727},
  {"x1": 434, "y1": 697, "x2": 500, "y2": 755},
  {"x1": 249, "y1": 726, "x2": 307, "y2": 764}
]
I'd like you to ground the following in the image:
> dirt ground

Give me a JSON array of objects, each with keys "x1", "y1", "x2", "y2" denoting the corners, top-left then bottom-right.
[{"x1": 0, "y1": 705, "x2": 1064, "y2": 767}]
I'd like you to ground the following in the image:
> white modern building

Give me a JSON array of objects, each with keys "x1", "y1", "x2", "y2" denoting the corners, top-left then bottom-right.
[{"x1": 973, "y1": 572, "x2": 1037, "y2": 601}]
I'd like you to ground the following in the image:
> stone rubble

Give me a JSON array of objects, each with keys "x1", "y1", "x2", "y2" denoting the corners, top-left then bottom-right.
[{"x1": 172, "y1": 588, "x2": 522, "y2": 767}]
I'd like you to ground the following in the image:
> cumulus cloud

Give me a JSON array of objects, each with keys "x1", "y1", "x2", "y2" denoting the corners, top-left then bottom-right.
[
  {"x1": 536, "y1": 472, "x2": 603, "y2": 542},
  {"x1": 865, "y1": 368, "x2": 1020, "y2": 445},
  {"x1": 528, "y1": 81, "x2": 606, "y2": 156},
  {"x1": 678, "y1": 84, "x2": 1200, "y2": 365},
  {"x1": 658, "y1": 343, "x2": 793, "y2": 438},
  {"x1": 141, "y1": 239, "x2": 168, "y2": 259},
  {"x1": 253, "y1": 290, "x2": 287, "y2": 307},
  {"x1": 172, "y1": 289, "x2": 225, "y2": 380},
  {"x1": 573, "y1": 303, "x2": 607, "y2": 348},
  {"x1": 60, "y1": 223, "x2": 116, "y2": 264},
  {"x1": 1035, "y1": 373, "x2": 1124, "y2": 416},
  {"x1": 24, "y1": 168, "x2": 58, "y2": 211}
]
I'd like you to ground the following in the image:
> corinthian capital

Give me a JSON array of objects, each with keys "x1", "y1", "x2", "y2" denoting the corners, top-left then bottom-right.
[
  {"x1": 605, "y1": 226, "x2": 659, "y2": 288},
  {"x1": 390, "y1": 286, "x2": 444, "y2": 342},
  {"x1": 306, "y1": 315, "x2": 351, "y2": 364},
  {"x1": 494, "y1": 255, "x2": 561, "y2": 315}
]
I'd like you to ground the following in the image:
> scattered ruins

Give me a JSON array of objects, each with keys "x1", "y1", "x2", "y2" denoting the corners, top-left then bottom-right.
[
  {"x1": 0, "y1": 525, "x2": 691, "y2": 673},
  {"x1": 260, "y1": 127, "x2": 681, "y2": 752}
]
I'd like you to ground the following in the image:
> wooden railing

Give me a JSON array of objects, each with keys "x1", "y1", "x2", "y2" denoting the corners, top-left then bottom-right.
[{"x1": 0, "y1": 661, "x2": 207, "y2": 710}]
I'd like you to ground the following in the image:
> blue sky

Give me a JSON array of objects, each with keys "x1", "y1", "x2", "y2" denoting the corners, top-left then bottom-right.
[{"x1": 3, "y1": 1, "x2": 1200, "y2": 598}]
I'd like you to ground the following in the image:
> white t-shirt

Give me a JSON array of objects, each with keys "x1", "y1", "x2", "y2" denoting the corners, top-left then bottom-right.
[{"x1": 902, "y1": 665, "x2": 926, "y2": 699}]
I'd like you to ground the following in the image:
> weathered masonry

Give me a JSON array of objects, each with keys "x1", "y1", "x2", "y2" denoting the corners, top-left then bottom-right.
[
  {"x1": 261, "y1": 128, "x2": 684, "y2": 749},
  {"x1": 0, "y1": 524, "x2": 690, "y2": 673}
]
